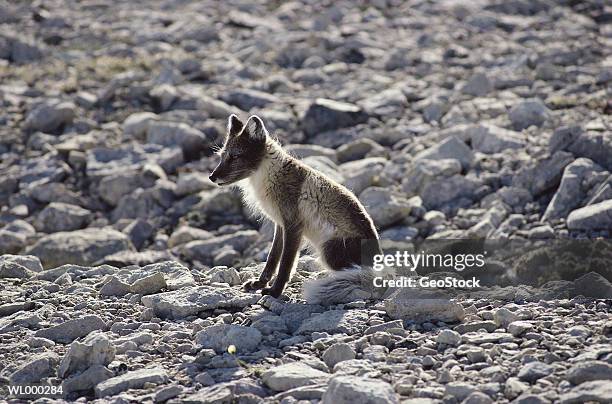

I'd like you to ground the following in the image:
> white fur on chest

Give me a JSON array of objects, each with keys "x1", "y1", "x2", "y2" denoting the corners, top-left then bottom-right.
[{"x1": 240, "y1": 165, "x2": 283, "y2": 224}]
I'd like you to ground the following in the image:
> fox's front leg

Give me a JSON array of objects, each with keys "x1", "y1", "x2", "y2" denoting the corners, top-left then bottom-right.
[
  {"x1": 243, "y1": 225, "x2": 283, "y2": 291},
  {"x1": 262, "y1": 224, "x2": 303, "y2": 298}
]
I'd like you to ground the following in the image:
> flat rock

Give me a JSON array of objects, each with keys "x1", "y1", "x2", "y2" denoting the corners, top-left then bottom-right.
[
  {"x1": 566, "y1": 360, "x2": 612, "y2": 385},
  {"x1": 262, "y1": 362, "x2": 330, "y2": 392},
  {"x1": 567, "y1": 199, "x2": 612, "y2": 231},
  {"x1": 35, "y1": 315, "x2": 106, "y2": 343},
  {"x1": 385, "y1": 289, "x2": 465, "y2": 323},
  {"x1": 296, "y1": 310, "x2": 369, "y2": 335},
  {"x1": 141, "y1": 285, "x2": 259, "y2": 319},
  {"x1": 322, "y1": 375, "x2": 399, "y2": 404},
  {"x1": 302, "y1": 98, "x2": 369, "y2": 138},
  {"x1": 195, "y1": 324, "x2": 262, "y2": 354},
  {"x1": 58, "y1": 331, "x2": 116, "y2": 378},
  {"x1": 517, "y1": 361, "x2": 554, "y2": 383},
  {"x1": 26, "y1": 228, "x2": 134, "y2": 269},
  {"x1": 558, "y1": 380, "x2": 612, "y2": 404},
  {"x1": 94, "y1": 367, "x2": 168, "y2": 397},
  {"x1": 9, "y1": 352, "x2": 59, "y2": 384}
]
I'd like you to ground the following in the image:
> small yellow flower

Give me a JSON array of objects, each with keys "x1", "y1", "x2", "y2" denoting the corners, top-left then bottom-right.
[{"x1": 228, "y1": 345, "x2": 237, "y2": 354}]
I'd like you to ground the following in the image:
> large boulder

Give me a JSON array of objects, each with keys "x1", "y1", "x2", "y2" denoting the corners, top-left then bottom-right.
[
  {"x1": 26, "y1": 228, "x2": 134, "y2": 269},
  {"x1": 302, "y1": 98, "x2": 368, "y2": 137},
  {"x1": 322, "y1": 375, "x2": 399, "y2": 404}
]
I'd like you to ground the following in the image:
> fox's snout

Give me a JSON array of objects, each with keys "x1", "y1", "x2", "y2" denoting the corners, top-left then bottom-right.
[{"x1": 209, "y1": 162, "x2": 225, "y2": 184}]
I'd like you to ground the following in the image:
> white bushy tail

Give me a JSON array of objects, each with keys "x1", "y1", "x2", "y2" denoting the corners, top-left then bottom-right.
[{"x1": 303, "y1": 265, "x2": 395, "y2": 306}]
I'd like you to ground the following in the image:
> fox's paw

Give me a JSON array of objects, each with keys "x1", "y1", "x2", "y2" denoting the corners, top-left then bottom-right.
[
  {"x1": 243, "y1": 279, "x2": 267, "y2": 292},
  {"x1": 261, "y1": 286, "x2": 283, "y2": 298}
]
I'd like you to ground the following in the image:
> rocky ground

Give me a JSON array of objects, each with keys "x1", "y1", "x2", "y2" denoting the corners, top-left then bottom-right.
[{"x1": 1, "y1": 0, "x2": 612, "y2": 403}]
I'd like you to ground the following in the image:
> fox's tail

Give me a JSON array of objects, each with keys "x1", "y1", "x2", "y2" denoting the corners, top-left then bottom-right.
[{"x1": 303, "y1": 265, "x2": 395, "y2": 306}]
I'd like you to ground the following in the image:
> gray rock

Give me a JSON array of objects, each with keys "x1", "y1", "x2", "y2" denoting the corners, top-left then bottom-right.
[
  {"x1": 35, "y1": 202, "x2": 91, "y2": 233},
  {"x1": 359, "y1": 88, "x2": 407, "y2": 116},
  {"x1": 567, "y1": 199, "x2": 612, "y2": 231},
  {"x1": 27, "y1": 228, "x2": 134, "y2": 269},
  {"x1": 512, "y1": 394, "x2": 551, "y2": 404},
  {"x1": 413, "y1": 136, "x2": 473, "y2": 170},
  {"x1": 130, "y1": 272, "x2": 167, "y2": 295},
  {"x1": 322, "y1": 343, "x2": 356, "y2": 369},
  {"x1": 494, "y1": 307, "x2": 519, "y2": 328},
  {"x1": 94, "y1": 367, "x2": 168, "y2": 397},
  {"x1": 154, "y1": 385, "x2": 183, "y2": 403},
  {"x1": 0, "y1": 230, "x2": 26, "y2": 254},
  {"x1": 58, "y1": 331, "x2": 115, "y2": 378},
  {"x1": 87, "y1": 144, "x2": 183, "y2": 180},
  {"x1": 509, "y1": 98, "x2": 550, "y2": 130},
  {"x1": 175, "y1": 172, "x2": 216, "y2": 196},
  {"x1": 340, "y1": 157, "x2": 387, "y2": 195},
  {"x1": 573, "y1": 272, "x2": 612, "y2": 299},
  {"x1": 0, "y1": 261, "x2": 34, "y2": 279},
  {"x1": 195, "y1": 324, "x2": 262, "y2": 354},
  {"x1": 168, "y1": 226, "x2": 213, "y2": 248},
  {"x1": 437, "y1": 329, "x2": 461, "y2": 346},
  {"x1": 542, "y1": 158, "x2": 602, "y2": 221},
  {"x1": 359, "y1": 187, "x2": 412, "y2": 229},
  {"x1": 507, "y1": 321, "x2": 534, "y2": 337},
  {"x1": 462, "y1": 391, "x2": 494, "y2": 404},
  {"x1": 296, "y1": 310, "x2": 369, "y2": 335},
  {"x1": 445, "y1": 383, "x2": 478, "y2": 401},
  {"x1": 97, "y1": 171, "x2": 155, "y2": 207},
  {"x1": 402, "y1": 158, "x2": 463, "y2": 196},
  {"x1": 123, "y1": 112, "x2": 159, "y2": 139},
  {"x1": 285, "y1": 144, "x2": 338, "y2": 163},
  {"x1": 222, "y1": 88, "x2": 280, "y2": 111},
  {"x1": 322, "y1": 375, "x2": 398, "y2": 404},
  {"x1": 558, "y1": 380, "x2": 612, "y2": 404},
  {"x1": 421, "y1": 174, "x2": 481, "y2": 209},
  {"x1": 9, "y1": 352, "x2": 59, "y2": 384},
  {"x1": 62, "y1": 365, "x2": 113, "y2": 395},
  {"x1": 141, "y1": 285, "x2": 259, "y2": 319},
  {"x1": 7, "y1": 36, "x2": 44, "y2": 64},
  {"x1": 461, "y1": 72, "x2": 493, "y2": 96},
  {"x1": 336, "y1": 139, "x2": 386, "y2": 163},
  {"x1": 146, "y1": 121, "x2": 208, "y2": 159},
  {"x1": 517, "y1": 361, "x2": 553, "y2": 383},
  {"x1": 567, "y1": 360, "x2": 612, "y2": 385},
  {"x1": 182, "y1": 231, "x2": 259, "y2": 264},
  {"x1": 24, "y1": 100, "x2": 75, "y2": 133},
  {"x1": 99, "y1": 275, "x2": 132, "y2": 297},
  {"x1": 467, "y1": 124, "x2": 525, "y2": 154},
  {"x1": 0, "y1": 254, "x2": 43, "y2": 273},
  {"x1": 110, "y1": 181, "x2": 175, "y2": 222},
  {"x1": 209, "y1": 266, "x2": 241, "y2": 286},
  {"x1": 567, "y1": 131, "x2": 612, "y2": 172},
  {"x1": 123, "y1": 219, "x2": 154, "y2": 250},
  {"x1": 505, "y1": 377, "x2": 528, "y2": 400},
  {"x1": 302, "y1": 98, "x2": 369, "y2": 138},
  {"x1": 513, "y1": 151, "x2": 574, "y2": 196},
  {"x1": 262, "y1": 362, "x2": 329, "y2": 392},
  {"x1": 35, "y1": 315, "x2": 106, "y2": 343},
  {"x1": 385, "y1": 289, "x2": 465, "y2": 323},
  {"x1": 181, "y1": 385, "x2": 232, "y2": 404}
]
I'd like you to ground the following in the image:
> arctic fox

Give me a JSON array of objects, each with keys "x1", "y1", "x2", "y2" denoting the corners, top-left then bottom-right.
[{"x1": 209, "y1": 114, "x2": 384, "y2": 305}]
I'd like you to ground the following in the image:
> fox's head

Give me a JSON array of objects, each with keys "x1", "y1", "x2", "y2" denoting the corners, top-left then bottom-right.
[{"x1": 209, "y1": 114, "x2": 268, "y2": 186}]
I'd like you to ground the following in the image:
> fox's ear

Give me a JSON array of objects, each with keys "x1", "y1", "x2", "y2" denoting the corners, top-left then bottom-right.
[
  {"x1": 244, "y1": 115, "x2": 267, "y2": 142},
  {"x1": 227, "y1": 114, "x2": 244, "y2": 137}
]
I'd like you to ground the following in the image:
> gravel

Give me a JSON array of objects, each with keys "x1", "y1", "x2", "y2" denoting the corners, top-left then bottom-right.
[{"x1": 0, "y1": 0, "x2": 610, "y2": 402}]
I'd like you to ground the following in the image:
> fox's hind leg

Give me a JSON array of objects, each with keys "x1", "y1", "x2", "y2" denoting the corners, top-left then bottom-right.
[
  {"x1": 320, "y1": 238, "x2": 362, "y2": 270},
  {"x1": 243, "y1": 225, "x2": 283, "y2": 291}
]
